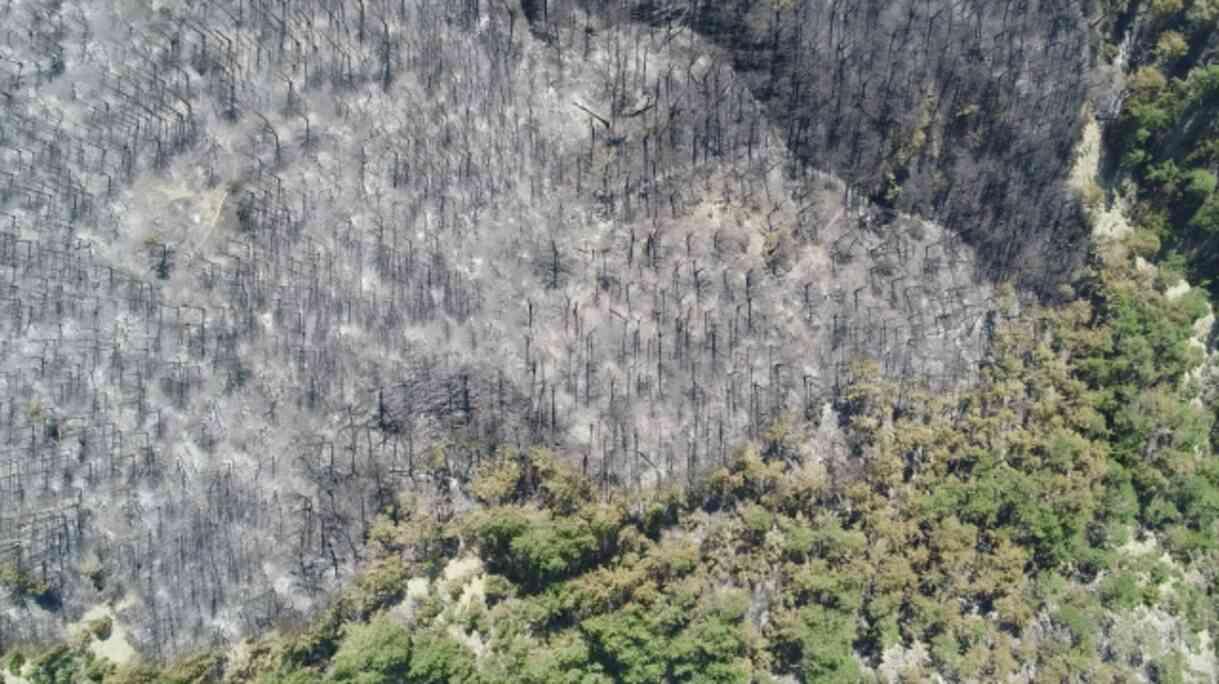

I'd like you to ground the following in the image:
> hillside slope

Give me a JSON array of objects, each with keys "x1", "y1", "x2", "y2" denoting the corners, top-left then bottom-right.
[
  {"x1": 0, "y1": 0, "x2": 1004, "y2": 657},
  {"x1": 4, "y1": 0, "x2": 1219, "y2": 682}
]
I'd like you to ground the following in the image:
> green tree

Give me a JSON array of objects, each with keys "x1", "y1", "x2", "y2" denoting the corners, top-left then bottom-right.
[
  {"x1": 773, "y1": 603, "x2": 861, "y2": 683},
  {"x1": 328, "y1": 616, "x2": 412, "y2": 683},
  {"x1": 406, "y1": 629, "x2": 476, "y2": 684},
  {"x1": 581, "y1": 604, "x2": 678, "y2": 684}
]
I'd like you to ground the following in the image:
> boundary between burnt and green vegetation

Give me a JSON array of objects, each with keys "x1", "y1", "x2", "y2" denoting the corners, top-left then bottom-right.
[
  {"x1": 5, "y1": 238, "x2": 1217, "y2": 681},
  {"x1": 4, "y1": 1, "x2": 1219, "y2": 682}
]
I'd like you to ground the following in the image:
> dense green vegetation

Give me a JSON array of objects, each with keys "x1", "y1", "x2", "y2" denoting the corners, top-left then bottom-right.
[
  {"x1": 5, "y1": 239, "x2": 1216, "y2": 681},
  {"x1": 1110, "y1": 0, "x2": 1219, "y2": 291}
]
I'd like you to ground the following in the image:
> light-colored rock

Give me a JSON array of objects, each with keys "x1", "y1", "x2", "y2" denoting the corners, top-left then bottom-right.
[
  {"x1": 1070, "y1": 115, "x2": 1135, "y2": 242},
  {"x1": 76, "y1": 604, "x2": 138, "y2": 667},
  {"x1": 1165, "y1": 279, "x2": 1192, "y2": 301},
  {"x1": 442, "y1": 556, "x2": 483, "y2": 586}
]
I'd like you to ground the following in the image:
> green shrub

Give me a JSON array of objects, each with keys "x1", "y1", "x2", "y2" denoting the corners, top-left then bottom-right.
[
  {"x1": 279, "y1": 609, "x2": 345, "y2": 671},
  {"x1": 328, "y1": 616, "x2": 411, "y2": 683},
  {"x1": 28, "y1": 645, "x2": 85, "y2": 684},
  {"x1": 581, "y1": 605, "x2": 674, "y2": 684},
  {"x1": 345, "y1": 557, "x2": 410, "y2": 619},
  {"x1": 1099, "y1": 572, "x2": 1142, "y2": 611},
  {"x1": 1154, "y1": 31, "x2": 1189, "y2": 63},
  {"x1": 406, "y1": 629, "x2": 476, "y2": 684},
  {"x1": 1126, "y1": 228, "x2": 1162, "y2": 259},
  {"x1": 7, "y1": 651, "x2": 25, "y2": 675},
  {"x1": 509, "y1": 517, "x2": 600, "y2": 589},
  {"x1": 160, "y1": 652, "x2": 223, "y2": 683},
  {"x1": 105, "y1": 664, "x2": 162, "y2": 684},
  {"x1": 482, "y1": 574, "x2": 516, "y2": 608},
  {"x1": 1150, "y1": 652, "x2": 1188, "y2": 684},
  {"x1": 0, "y1": 564, "x2": 53, "y2": 603},
  {"x1": 1185, "y1": 169, "x2": 1217, "y2": 201},
  {"x1": 256, "y1": 670, "x2": 320, "y2": 684},
  {"x1": 473, "y1": 507, "x2": 605, "y2": 592},
  {"x1": 1189, "y1": 195, "x2": 1219, "y2": 234},
  {"x1": 739, "y1": 503, "x2": 773, "y2": 542},
  {"x1": 669, "y1": 593, "x2": 752, "y2": 684},
  {"x1": 775, "y1": 603, "x2": 861, "y2": 683},
  {"x1": 86, "y1": 616, "x2": 113, "y2": 641}
]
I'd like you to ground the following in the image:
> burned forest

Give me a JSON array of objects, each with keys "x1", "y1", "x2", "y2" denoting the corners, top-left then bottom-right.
[{"x1": 1, "y1": 0, "x2": 1216, "y2": 681}]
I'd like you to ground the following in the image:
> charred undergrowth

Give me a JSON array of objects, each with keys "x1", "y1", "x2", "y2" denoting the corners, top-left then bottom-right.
[{"x1": 597, "y1": 0, "x2": 1093, "y2": 296}]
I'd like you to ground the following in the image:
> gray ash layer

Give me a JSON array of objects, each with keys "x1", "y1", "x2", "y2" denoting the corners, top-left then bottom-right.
[{"x1": 0, "y1": 0, "x2": 1080, "y2": 657}]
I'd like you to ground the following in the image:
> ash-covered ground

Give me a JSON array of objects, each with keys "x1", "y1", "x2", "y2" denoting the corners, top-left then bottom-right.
[{"x1": 0, "y1": 0, "x2": 1076, "y2": 657}]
